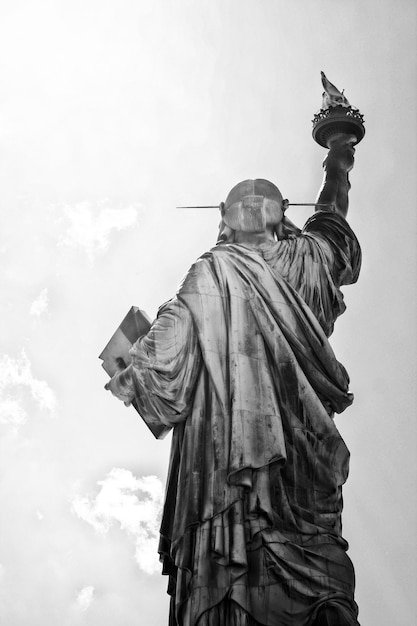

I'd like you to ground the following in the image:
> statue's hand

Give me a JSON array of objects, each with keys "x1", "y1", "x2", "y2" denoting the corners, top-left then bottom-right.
[
  {"x1": 104, "y1": 365, "x2": 134, "y2": 407},
  {"x1": 325, "y1": 133, "x2": 357, "y2": 173}
]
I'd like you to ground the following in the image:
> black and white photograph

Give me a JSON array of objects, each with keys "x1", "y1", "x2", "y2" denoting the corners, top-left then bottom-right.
[{"x1": 0, "y1": 1, "x2": 415, "y2": 625}]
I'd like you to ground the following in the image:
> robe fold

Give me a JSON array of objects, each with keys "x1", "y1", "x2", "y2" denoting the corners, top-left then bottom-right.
[{"x1": 115, "y1": 211, "x2": 362, "y2": 626}]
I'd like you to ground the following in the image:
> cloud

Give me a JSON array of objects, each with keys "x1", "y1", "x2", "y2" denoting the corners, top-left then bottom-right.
[
  {"x1": 0, "y1": 350, "x2": 57, "y2": 426},
  {"x1": 29, "y1": 288, "x2": 49, "y2": 318},
  {"x1": 74, "y1": 586, "x2": 95, "y2": 612},
  {"x1": 72, "y1": 468, "x2": 163, "y2": 574},
  {"x1": 59, "y1": 201, "x2": 140, "y2": 262},
  {"x1": 0, "y1": 398, "x2": 26, "y2": 428}
]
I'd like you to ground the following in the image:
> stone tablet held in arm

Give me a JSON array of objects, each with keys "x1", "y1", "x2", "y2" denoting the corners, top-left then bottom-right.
[{"x1": 99, "y1": 306, "x2": 171, "y2": 439}]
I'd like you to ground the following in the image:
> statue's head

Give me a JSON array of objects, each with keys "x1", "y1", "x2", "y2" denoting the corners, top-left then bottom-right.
[{"x1": 221, "y1": 179, "x2": 286, "y2": 233}]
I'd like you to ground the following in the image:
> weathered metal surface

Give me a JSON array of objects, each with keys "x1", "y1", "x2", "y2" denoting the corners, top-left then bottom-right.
[
  {"x1": 312, "y1": 72, "x2": 365, "y2": 147},
  {"x1": 104, "y1": 76, "x2": 363, "y2": 626},
  {"x1": 100, "y1": 307, "x2": 170, "y2": 439}
]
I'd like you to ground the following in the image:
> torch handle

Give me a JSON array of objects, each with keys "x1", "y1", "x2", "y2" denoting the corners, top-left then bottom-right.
[{"x1": 315, "y1": 134, "x2": 356, "y2": 218}]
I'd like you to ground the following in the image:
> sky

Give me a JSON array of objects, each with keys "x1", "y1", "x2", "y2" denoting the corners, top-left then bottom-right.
[{"x1": 0, "y1": 0, "x2": 416, "y2": 624}]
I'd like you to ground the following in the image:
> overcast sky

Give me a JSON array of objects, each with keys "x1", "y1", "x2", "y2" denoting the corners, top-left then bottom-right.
[{"x1": 0, "y1": 1, "x2": 416, "y2": 624}]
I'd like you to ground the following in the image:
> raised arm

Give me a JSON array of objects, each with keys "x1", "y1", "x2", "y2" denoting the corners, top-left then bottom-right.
[{"x1": 315, "y1": 133, "x2": 357, "y2": 218}]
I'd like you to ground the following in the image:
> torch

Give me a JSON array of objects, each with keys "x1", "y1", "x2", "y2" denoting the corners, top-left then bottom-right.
[
  {"x1": 312, "y1": 72, "x2": 365, "y2": 217},
  {"x1": 312, "y1": 71, "x2": 365, "y2": 148}
]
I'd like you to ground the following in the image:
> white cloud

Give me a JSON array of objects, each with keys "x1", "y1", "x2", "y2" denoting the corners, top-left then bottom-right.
[
  {"x1": 30, "y1": 288, "x2": 49, "y2": 318},
  {"x1": 72, "y1": 469, "x2": 163, "y2": 574},
  {"x1": 0, "y1": 398, "x2": 26, "y2": 427},
  {"x1": 0, "y1": 350, "x2": 57, "y2": 426},
  {"x1": 59, "y1": 201, "x2": 139, "y2": 262},
  {"x1": 74, "y1": 586, "x2": 94, "y2": 612}
]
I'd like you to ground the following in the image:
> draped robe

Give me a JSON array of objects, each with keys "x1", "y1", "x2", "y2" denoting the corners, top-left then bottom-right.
[{"x1": 115, "y1": 211, "x2": 362, "y2": 626}]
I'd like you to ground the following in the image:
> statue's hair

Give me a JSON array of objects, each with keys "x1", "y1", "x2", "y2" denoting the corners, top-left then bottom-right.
[{"x1": 223, "y1": 179, "x2": 284, "y2": 233}]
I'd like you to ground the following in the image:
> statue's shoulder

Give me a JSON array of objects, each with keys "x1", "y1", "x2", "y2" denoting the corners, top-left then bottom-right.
[
  {"x1": 195, "y1": 244, "x2": 232, "y2": 266},
  {"x1": 179, "y1": 245, "x2": 244, "y2": 293},
  {"x1": 303, "y1": 211, "x2": 357, "y2": 236},
  {"x1": 187, "y1": 244, "x2": 269, "y2": 281},
  {"x1": 177, "y1": 250, "x2": 219, "y2": 296}
]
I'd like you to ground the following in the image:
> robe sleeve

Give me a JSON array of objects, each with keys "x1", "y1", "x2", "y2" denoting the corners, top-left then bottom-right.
[
  {"x1": 262, "y1": 211, "x2": 361, "y2": 337},
  {"x1": 127, "y1": 297, "x2": 202, "y2": 427},
  {"x1": 302, "y1": 210, "x2": 361, "y2": 287}
]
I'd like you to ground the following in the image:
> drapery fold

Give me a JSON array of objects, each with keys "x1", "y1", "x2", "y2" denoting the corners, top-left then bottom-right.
[{"x1": 119, "y1": 212, "x2": 361, "y2": 625}]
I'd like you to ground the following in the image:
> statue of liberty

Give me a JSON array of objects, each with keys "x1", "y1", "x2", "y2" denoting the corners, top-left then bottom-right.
[{"x1": 105, "y1": 75, "x2": 364, "y2": 626}]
